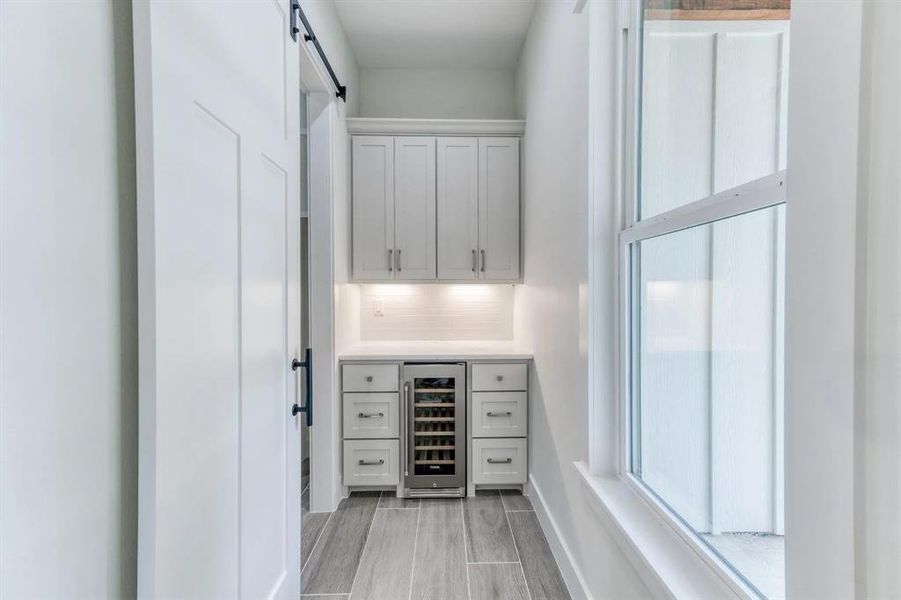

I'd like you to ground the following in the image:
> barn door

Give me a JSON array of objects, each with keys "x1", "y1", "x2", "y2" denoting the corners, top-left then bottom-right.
[{"x1": 133, "y1": 1, "x2": 301, "y2": 597}]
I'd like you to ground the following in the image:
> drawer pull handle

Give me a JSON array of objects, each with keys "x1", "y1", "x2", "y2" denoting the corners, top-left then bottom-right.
[
  {"x1": 496, "y1": 375, "x2": 504, "y2": 382},
  {"x1": 358, "y1": 411, "x2": 384, "y2": 419},
  {"x1": 487, "y1": 457, "x2": 513, "y2": 464},
  {"x1": 366, "y1": 375, "x2": 373, "y2": 382},
  {"x1": 486, "y1": 411, "x2": 512, "y2": 417},
  {"x1": 358, "y1": 458, "x2": 385, "y2": 466}
]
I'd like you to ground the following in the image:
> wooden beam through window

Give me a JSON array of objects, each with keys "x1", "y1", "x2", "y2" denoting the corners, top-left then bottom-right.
[{"x1": 644, "y1": 0, "x2": 790, "y2": 20}]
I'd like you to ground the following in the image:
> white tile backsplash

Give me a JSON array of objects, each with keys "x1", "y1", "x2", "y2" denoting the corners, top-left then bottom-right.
[{"x1": 359, "y1": 284, "x2": 515, "y2": 341}]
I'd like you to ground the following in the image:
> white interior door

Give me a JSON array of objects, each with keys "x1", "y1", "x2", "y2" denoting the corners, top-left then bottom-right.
[
  {"x1": 394, "y1": 136, "x2": 436, "y2": 280},
  {"x1": 133, "y1": 1, "x2": 301, "y2": 598},
  {"x1": 437, "y1": 137, "x2": 479, "y2": 280},
  {"x1": 478, "y1": 137, "x2": 520, "y2": 280},
  {"x1": 352, "y1": 136, "x2": 395, "y2": 280}
]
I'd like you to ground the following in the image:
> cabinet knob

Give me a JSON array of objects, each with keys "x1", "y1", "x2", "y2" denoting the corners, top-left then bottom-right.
[
  {"x1": 496, "y1": 375, "x2": 504, "y2": 382},
  {"x1": 366, "y1": 375, "x2": 373, "y2": 382}
]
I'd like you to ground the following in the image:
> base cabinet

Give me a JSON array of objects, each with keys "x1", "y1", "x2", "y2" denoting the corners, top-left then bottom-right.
[
  {"x1": 467, "y1": 361, "x2": 529, "y2": 495},
  {"x1": 471, "y1": 438, "x2": 528, "y2": 485},
  {"x1": 341, "y1": 362, "x2": 403, "y2": 490},
  {"x1": 340, "y1": 358, "x2": 530, "y2": 497},
  {"x1": 342, "y1": 393, "x2": 399, "y2": 439},
  {"x1": 343, "y1": 439, "x2": 399, "y2": 486}
]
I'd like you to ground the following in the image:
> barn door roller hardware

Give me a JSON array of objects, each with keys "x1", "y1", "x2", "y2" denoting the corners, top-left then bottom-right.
[{"x1": 289, "y1": 1, "x2": 348, "y2": 102}]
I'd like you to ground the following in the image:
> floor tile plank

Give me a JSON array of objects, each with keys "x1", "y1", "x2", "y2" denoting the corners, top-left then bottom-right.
[
  {"x1": 409, "y1": 499, "x2": 467, "y2": 600},
  {"x1": 500, "y1": 489, "x2": 533, "y2": 511},
  {"x1": 464, "y1": 490, "x2": 519, "y2": 563},
  {"x1": 468, "y1": 563, "x2": 530, "y2": 600},
  {"x1": 301, "y1": 487, "x2": 332, "y2": 569},
  {"x1": 350, "y1": 508, "x2": 419, "y2": 600},
  {"x1": 301, "y1": 492, "x2": 380, "y2": 595},
  {"x1": 508, "y1": 511, "x2": 571, "y2": 600},
  {"x1": 378, "y1": 494, "x2": 421, "y2": 509}
]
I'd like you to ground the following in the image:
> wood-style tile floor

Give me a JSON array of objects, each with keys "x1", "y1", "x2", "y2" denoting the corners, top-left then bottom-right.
[{"x1": 301, "y1": 489, "x2": 571, "y2": 600}]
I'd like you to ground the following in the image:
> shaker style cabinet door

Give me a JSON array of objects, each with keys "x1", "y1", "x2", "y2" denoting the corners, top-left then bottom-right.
[
  {"x1": 352, "y1": 136, "x2": 395, "y2": 280},
  {"x1": 394, "y1": 137, "x2": 436, "y2": 280},
  {"x1": 437, "y1": 137, "x2": 480, "y2": 280},
  {"x1": 478, "y1": 138, "x2": 520, "y2": 280}
]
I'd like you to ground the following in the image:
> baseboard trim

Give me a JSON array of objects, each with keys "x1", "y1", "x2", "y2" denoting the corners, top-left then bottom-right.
[{"x1": 528, "y1": 475, "x2": 592, "y2": 600}]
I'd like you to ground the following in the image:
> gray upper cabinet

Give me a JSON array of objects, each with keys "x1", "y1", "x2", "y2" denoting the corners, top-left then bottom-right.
[
  {"x1": 478, "y1": 138, "x2": 520, "y2": 281},
  {"x1": 394, "y1": 137, "x2": 437, "y2": 280},
  {"x1": 437, "y1": 137, "x2": 479, "y2": 280},
  {"x1": 352, "y1": 136, "x2": 395, "y2": 280},
  {"x1": 352, "y1": 132, "x2": 520, "y2": 283}
]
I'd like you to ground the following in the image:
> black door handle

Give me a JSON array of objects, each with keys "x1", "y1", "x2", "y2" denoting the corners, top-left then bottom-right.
[{"x1": 291, "y1": 347, "x2": 313, "y2": 426}]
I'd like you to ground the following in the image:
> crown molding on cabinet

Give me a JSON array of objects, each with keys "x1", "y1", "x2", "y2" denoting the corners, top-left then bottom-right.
[{"x1": 346, "y1": 118, "x2": 525, "y2": 136}]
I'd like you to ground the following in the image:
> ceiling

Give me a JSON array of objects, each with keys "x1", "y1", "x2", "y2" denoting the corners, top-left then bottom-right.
[{"x1": 333, "y1": 0, "x2": 537, "y2": 70}]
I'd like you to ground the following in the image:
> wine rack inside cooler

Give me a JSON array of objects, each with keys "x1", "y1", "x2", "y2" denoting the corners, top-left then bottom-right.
[{"x1": 404, "y1": 364, "x2": 465, "y2": 492}]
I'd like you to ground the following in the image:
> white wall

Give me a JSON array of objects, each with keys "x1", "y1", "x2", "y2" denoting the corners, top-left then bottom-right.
[
  {"x1": 302, "y1": 0, "x2": 361, "y2": 117},
  {"x1": 307, "y1": 94, "x2": 351, "y2": 513},
  {"x1": 515, "y1": 2, "x2": 650, "y2": 598},
  {"x1": 360, "y1": 68, "x2": 516, "y2": 118},
  {"x1": 0, "y1": 1, "x2": 137, "y2": 597},
  {"x1": 857, "y1": 1, "x2": 901, "y2": 597},
  {"x1": 785, "y1": 3, "x2": 901, "y2": 596},
  {"x1": 300, "y1": 0, "x2": 361, "y2": 511},
  {"x1": 783, "y1": 1, "x2": 863, "y2": 598}
]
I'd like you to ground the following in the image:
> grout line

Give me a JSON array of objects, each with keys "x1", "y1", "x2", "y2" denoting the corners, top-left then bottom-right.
[
  {"x1": 502, "y1": 494, "x2": 534, "y2": 600},
  {"x1": 466, "y1": 561, "x2": 521, "y2": 565},
  {"x1": 376, "y1": 506, "x2": 420, "y2": 510},
  {"x1": 505, "y1": 509, "x2": 535, "y2": 513},
  {"x1": 301, "y1": 508, "x2": 335, "y2": 576},
  {"x1": 461, "y1": 498, "x2": 472, "y2": 600},
  {"x1": 347, "y1": 491, "x2": 382, "y2": 599},
  {"x1": 461, "y1": 496, "x2": 471, "y2": 564},
  {"x1": 406, "y1": 495, "x2": 422, "y2": 600}
]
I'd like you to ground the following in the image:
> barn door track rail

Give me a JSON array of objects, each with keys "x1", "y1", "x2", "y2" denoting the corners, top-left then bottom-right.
[{"x1": 290, "y1": 0, "x2": 348, "y2": 102}]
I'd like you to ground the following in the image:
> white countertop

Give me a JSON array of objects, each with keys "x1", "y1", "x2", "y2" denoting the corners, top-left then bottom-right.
[{"x1": 338, "y1": 341, "x2": 533, "y2": 361}]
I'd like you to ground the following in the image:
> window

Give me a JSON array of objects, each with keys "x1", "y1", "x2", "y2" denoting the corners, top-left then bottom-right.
[{"x1": 619, "y1": 1, "x2": 789, "y2": 598}]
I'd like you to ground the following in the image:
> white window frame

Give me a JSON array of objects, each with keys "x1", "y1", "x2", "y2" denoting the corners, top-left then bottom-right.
[{"x1": 583, "y1": 0, "x2": 787, "y2": 598}]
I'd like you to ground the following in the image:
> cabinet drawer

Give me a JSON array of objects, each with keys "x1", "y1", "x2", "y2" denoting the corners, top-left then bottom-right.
[
  {"x1": 343, "y1": 439, "x2": 399, "y2": 486},
  {"x1": 471, "y1": 438, "x2": 527, "y2": 485},
  {"x1": 471, "y1": 392, "x2": 527, "y2": 438},
  {"x1": 342, "y1": 364, "x2": 399, "y2": 392},
  {"x1": 343, "y1": 393, "x2": 399, "y2": 439},
  {"x1": 471, "y1": 363, "x2": 527, "y2": 391}
]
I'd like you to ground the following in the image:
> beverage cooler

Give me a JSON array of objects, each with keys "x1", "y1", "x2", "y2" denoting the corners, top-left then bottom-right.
[{"x1": 402, "y1": 363, "x2": 465, "y2": 496}]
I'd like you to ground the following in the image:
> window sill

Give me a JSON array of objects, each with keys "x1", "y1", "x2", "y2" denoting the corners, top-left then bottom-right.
[{"x1": 574, "y1": 462, "x2": 756, "y2": 600}]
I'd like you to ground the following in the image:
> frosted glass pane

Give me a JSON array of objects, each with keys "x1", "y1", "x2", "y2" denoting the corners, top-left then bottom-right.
[
  {"x1": 638, "y1": 8, "x2": 790, "y2": 219},
  {"x1": 632, "y1": 204, "x2": 786, "y2": 599}
]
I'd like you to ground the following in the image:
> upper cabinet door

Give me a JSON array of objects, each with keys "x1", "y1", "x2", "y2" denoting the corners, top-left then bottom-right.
[
  {"x1": 478, "y1": 138, "x2": 520, "y2": 280},
  {"x1": 394, "y1": 137, "x2": 436, "y2": 280},
  {"x1": 437, "y1": 137, "x2": 479, "y2": 280},
  {"x1": 353, "y1": 136, "x2": 395, "y2": 280}
]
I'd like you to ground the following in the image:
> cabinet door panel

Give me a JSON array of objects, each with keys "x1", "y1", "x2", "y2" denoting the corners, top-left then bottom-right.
[
  {"x1": 437, "y1": 137, "x2": 479, "y2": 280},
  {"x1": 394, "y1": 137, "x2": 436, "y2": 280},
  {"x1": 352, "y1": 136, "x2": 394, "y2": 280},
  {"x1": 478, "y1": 138, "x2": 520, "y2": 280}
]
